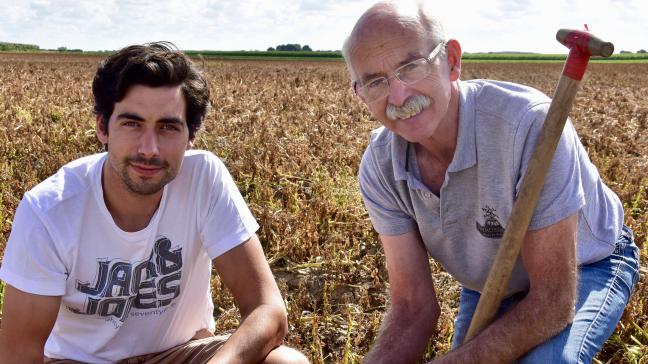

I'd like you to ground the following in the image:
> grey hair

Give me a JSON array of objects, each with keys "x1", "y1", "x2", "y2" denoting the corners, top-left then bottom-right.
[{"x1": 342, "y1": 1, "x2": 446, "y2": 82}]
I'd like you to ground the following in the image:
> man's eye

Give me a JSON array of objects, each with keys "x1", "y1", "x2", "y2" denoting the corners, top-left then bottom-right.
[
  {"x1": 123, "y1": 121, "x2": 139, "y2": 127},
  {"x1": 161, "y1": 124, "x2": 180, "y2": 132},
  {"x1": 400, "y1": 62, "x2": 420, "y2": 74},
  {"x1": 366, "y1": 78, "x2": 385, "y2": 89}
]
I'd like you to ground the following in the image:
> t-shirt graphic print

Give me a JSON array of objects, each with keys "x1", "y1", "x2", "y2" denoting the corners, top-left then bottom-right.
[{"x1": 68, "y1": 236, "x2": 183, "y2": 327}]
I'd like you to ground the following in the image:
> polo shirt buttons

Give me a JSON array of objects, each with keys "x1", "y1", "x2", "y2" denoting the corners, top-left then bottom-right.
[{"x1": 423, "y1": 192, "x2": 433, "y2": 199}]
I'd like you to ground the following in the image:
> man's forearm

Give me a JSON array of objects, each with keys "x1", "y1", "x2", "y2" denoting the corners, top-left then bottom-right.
[
  {"x1": 0, "y1": 333, "x2": 45, "y2": 364},
  {"x1": 363, "y1": 303, "x2": 439, "y2": 364},
  {"x1": 208, "y1": 303, "x2": 287, "y2": 364},
  {"x1": 433, "y1": 290, "x2": 575, "y2": 364}
]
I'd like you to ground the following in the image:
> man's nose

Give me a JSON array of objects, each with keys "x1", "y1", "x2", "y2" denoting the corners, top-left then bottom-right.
[
  {"x1": 386, "y1": 77, "x2": 409, "y2": 107},
  {"x1": 138, "y1": 128, "x2": 160, "y2": 157}
]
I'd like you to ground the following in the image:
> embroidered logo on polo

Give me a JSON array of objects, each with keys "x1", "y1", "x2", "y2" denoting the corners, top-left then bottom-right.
[
  {"x1": 476, "y1": 205, "x2": 505, "y2": 238},
  {"x1": 67, "y1": 236, "x2": 182, "y2": 326}
]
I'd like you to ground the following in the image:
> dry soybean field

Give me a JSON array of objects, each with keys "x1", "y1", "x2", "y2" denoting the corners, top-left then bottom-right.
[{"x1": 0, "y1": 53, "x2": 646, "y2": 363}]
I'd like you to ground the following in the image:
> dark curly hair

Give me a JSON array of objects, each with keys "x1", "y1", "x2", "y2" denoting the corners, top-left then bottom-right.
[{"x1": 92, "y1": 41, "x2": 210, "y2": 140}]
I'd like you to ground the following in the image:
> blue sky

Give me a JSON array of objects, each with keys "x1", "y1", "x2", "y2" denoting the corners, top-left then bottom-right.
[{"x1": 0, "y1": 0, "x2": 646, "y2": 54}]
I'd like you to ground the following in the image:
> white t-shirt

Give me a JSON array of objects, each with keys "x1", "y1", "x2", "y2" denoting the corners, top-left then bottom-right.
[{"x1": 0, "y1": 150, "x2": 259, "y2": 363}]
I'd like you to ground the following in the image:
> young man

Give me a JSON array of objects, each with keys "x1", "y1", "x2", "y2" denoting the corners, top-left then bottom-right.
[
  {"x1": 343, "y1": 2, "x2": 640, "y2": 363},
  {"x1": 0, "y1": 43, "x2": 307, "y2": 364}
]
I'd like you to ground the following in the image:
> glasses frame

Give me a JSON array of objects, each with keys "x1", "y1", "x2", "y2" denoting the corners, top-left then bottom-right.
[{"x1": 352, "y1": 41, "x2": 446, "y2": 103}]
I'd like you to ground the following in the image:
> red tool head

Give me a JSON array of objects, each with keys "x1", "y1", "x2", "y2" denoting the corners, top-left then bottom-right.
[{"x1": 555, "y1": 28, "x2": 614, "y2": 81}]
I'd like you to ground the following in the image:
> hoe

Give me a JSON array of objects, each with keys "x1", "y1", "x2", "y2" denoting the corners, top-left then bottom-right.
[{"x1": 464, "y1": 28, "x2": 614, "y2": 342}]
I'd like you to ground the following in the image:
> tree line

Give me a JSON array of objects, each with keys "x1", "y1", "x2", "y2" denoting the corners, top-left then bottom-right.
[
  {"x1": 267, "y1": 44, "x2": 312, "y2": 52},
  {"x1": 620, "y1": 49, "x2": 647, "y2": 54},
  {"x1": 0, "y1": 42, "x2": 40, "y2": 51}
]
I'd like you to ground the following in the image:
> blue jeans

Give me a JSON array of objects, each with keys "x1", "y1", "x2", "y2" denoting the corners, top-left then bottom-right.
[{"x1": 451, "y1": 225, "x2": 641, "y2": 363}]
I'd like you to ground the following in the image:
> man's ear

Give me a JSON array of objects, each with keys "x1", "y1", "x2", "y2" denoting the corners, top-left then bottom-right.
[
  {"x1": 186, "y1": 139, "x2": 194, "y2": 150},
  {"x1": 445, "y1": 39, "x2": 462, "y2": 81},
  {"x1": 96, "y1": 114, "x2": 108, "y2": 145}
]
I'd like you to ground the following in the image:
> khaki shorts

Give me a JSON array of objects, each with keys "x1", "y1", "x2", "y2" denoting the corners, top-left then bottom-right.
[{"x1": 45, "y1": 330, "x2": 231, "y2": 364}]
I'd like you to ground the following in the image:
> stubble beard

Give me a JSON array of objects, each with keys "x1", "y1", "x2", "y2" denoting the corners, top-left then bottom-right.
[
  {"x1": 386, "y1": 94, "x2": 431, "y2": 121},
  {"x1": 114, "y1": 155, "x2": 175, "y2": 196}
]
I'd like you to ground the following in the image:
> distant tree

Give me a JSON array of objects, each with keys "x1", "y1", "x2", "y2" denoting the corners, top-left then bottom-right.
[
  {"x1": 276, "y1": 44, "x2": 302, "y2": 51},
  {"x1": 638, "y1": 49, "x2": 647, "y2": 53},
  {"x1": 267, "y1": 47, "x2": 275, "y2": 51},
  {"x1": 57, "y1": 46, "x2": 67, "y2": 52},
  {"x1": 620, "y1": 50, "x2": 632, "y2": 54},
  {"x1": 302, "y1": 45, "x2": 312, "y2": 51}
]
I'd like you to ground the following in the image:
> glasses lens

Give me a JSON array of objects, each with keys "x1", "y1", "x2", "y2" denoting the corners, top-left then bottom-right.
[
  {"x1": 360, "y1": 78, "x2": 388, "y2": 102},
  {"x1": 396, "y1": 60, "x2": 429, "y2": 84}
]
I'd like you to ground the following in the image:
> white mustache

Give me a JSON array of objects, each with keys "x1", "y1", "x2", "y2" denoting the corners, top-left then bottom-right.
[{"x1": 386, "y1": 95, "x2": 431, "y2": 121}]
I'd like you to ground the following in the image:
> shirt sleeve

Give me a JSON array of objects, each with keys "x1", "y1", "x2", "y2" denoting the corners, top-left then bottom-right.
[
  {"x1": 516, "y1": 105, "x2": 586, "y2": 230},
  {"x1": 0, "y1": 197, "x2": 68, "y2": 295},
  {"x1": 359, "y1": 147, "x2": 418, "y2": 236},
  {"x1": 199, "y1": 156, "x2": 259, "y2": 260}
]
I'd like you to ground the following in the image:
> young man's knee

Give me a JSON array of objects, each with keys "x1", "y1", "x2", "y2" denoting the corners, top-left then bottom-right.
[{"x1": 262, "y1": 345, "x2": 310, "y2": 364}]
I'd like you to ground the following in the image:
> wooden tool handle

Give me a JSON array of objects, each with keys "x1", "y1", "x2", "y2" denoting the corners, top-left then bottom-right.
[
  {"x1": 463, "y1": 75, "x2": 580, "y2": 342},
  {"x1": 462, "y1": 29, "x2": 613, "y2": 343}
]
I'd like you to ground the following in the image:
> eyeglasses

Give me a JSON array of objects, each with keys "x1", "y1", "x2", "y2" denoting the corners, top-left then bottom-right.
[{"x1": 353, "y1": 41, "x2": 446, "y2": 103}]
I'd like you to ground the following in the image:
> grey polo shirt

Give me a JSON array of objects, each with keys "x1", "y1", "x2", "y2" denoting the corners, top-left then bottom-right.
[{"x1": 359, "y1": 79, "x2": 624, "y2": 296}]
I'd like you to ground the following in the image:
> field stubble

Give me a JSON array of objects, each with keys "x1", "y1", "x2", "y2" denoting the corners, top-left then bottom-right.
[{"x1": 0, "y1": 54, "x2": 646, "y2": 363}]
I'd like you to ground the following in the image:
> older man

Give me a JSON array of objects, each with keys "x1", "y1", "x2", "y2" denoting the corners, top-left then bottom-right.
[
  {"x1": 0, "y1": 42, "x2": 307, "y2": 364},
  {"x1": 343, "y1": 2, "x2": 639, "y2": 363}
]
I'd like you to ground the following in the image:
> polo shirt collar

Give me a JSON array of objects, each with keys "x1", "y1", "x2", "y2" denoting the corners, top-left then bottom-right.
[
  {"x1": 448, "y1": 80, "x2": 477, "y2": 173},
  {"x1": 391, "y1": 132, "x2": 410, "y2": 182},
  {"x1": 391, "y1": 80, "x2": 477, "y2": 181}
]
